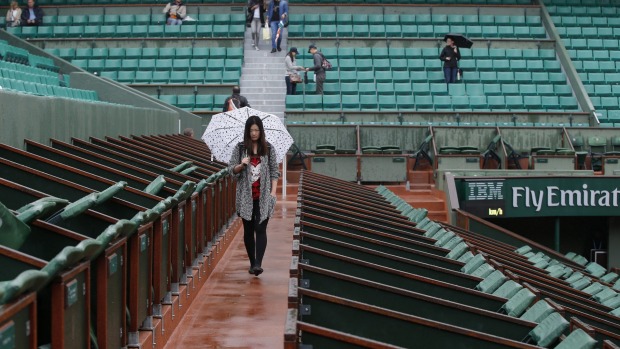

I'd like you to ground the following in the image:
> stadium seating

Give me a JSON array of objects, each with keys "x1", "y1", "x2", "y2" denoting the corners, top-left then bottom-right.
[
  {"x1": 545, "y1": 2, "x2": 620, "y2": 124},
  {"x1": 289, "y1": 13, "x2": 547, "y2": 39},
  {"x1": 0, "y1": 40, "x2": 101, "y2": 102},
  {"x1": 50, "y1": 47, "x2": 244, "y2": 85},
  {"x1": 289, "y1": 48, "x2": 578, "y2": 112}
]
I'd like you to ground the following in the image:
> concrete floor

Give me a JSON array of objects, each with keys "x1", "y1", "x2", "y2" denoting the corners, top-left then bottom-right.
[{"x1": 164, "y1": 194, "x2": 297, "y2": 349}]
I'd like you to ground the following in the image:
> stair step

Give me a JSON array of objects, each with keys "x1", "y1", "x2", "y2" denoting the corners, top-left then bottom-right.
[{"x1": 240, "y1": 87, "x2": 287, "y2": 93}]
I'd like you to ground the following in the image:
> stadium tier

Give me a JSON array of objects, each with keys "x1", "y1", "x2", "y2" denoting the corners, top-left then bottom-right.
[
  {"x1": 287, "y1": 48, "x2": 579, "y2": 112},
  {"x1": 288, "y1": 13, "x2": 546, "y2": 39},
  {"x1": 546, "y1": 2, "x2": 620, "y2": 124},
  {"x1": 0, "y1": 39, "x2": 102, "y2": 102}
]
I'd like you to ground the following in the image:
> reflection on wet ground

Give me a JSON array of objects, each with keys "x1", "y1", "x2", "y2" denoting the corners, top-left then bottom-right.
[{"x1": 164, "y1": 195, "x2": 298, "y2": 349}]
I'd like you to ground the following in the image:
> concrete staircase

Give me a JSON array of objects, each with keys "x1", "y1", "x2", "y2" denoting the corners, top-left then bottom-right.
[{"x1": 239, "y1": 27, "x2": 288, "y2": 120}]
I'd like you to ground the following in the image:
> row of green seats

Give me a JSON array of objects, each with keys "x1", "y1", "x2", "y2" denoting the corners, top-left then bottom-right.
[
  {"x1": 6, "y1": 23, "x2": 245, "y2": 39},
  {"x1": 552, "y1": 15, "x2": 620, "y2": 27},
  {"x1": 300, "y1": 66, "x2": 568, "y2": 88},
  {"x1": 316, "y1": 82, "x2": 573, "y2": 98},
  {"x1": 0, "y1": 69, "x2": 59, "y2": 86},
  {"x1": 0, "y1": 60, "x2": 59, "y2": 79},
  {"x1": 584, "y1": 84, "x2": 620, "y2": 97},
  {"x1": 590, "y1": 97, "x2": 620, "y2": 111},
  {"x1": 578, "y1": 72, "x2": 620, "y2": 84},
  {"x1": 34, "y1": 0, "x2": 243, "y2": 4},
  {"x1": 289, "y1": 13, "x2": 541, "y2": 26},
  {"x1": 157, "y1": 94, "x2": 228, "y2": 111},
  {"x1": 557, "y1": 25, "x2": 620, "y2": 38},
  {"x1": 45, "y1": 46, "x2": 243, "y2": 60},
  {"x1": 286, "y1": 94, "x2": 579, "y2": 111},
  {"x1": 0, "y1": 77, "x2": 98, "y2": 101},
  {"x1": 287, "y1": 120, "x2": 586, "y2": 127},
  {"x1": 290, "y1": 0, "x2": 533, "y2": 4},
  {"x1": 38, "y1": 13, "x2": 244, "y2": 26},
  {"x1": 563, "y1": 38, "x2": 620, "y2": 49},
  {"x1": 545, "y1": 0, "x2": 620, "y2": 16},
  {"x1": 295, "y1": 47, "x2": 557, "y2": 60},
  {"x1": 598, "y1": 110, "x2": 620, "y2": 123},
  {"x1": 568, "y1": 49, "x2": 620, "y2": 61},
  {"x1": 289, "y1": 24, "x2": 545, "y2": 38},
  {"x1": 103, "y1": 70, "x2": 240, "y2": 84},
  {"x1": 574, "y1": 59, "x2": 620, "y2": 73},
  {"x1": 71, "y1": 58, "x2": 242, "y2": 72}
]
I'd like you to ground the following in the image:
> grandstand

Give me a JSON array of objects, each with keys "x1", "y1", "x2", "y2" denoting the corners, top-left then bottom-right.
[{"x1": 0, "y1": 0, "x2": 619, "y2": 349}]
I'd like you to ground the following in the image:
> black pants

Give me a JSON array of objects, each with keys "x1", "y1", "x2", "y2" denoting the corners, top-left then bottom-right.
[
  {"x1": 242, "y1": 199, "x2": 268, "y2": 268},
  {"x1": 285, "y1": 76, "x2": 298, "y2": 95}
]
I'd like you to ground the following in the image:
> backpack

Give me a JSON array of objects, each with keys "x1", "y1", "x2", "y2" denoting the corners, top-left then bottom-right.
[
  {"x1": 227, "y1": 97, "x2": 240, "y2": 111},
  {"x1": 318, "y1": 53, "x2": 332, "y2": 70}
]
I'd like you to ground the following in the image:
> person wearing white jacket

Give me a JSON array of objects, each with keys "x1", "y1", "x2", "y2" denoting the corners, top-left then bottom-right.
[
  {"x1": 284, "y1": 47, "x2": 305, "y2": 95},
  {"x1": 163, "y1": 0, "x2": 186, "y2": 25}
]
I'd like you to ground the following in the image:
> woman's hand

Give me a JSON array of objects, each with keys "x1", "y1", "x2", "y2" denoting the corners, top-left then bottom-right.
[
  {"x1": 270, "y1": 192, "x2": 277, "y2": 198},
  {"x1": 241, "y1": 157, "x2": 250, "y2": 166},
  {"x1": 445, "y1": 57, "x2": 451, "y2": 61}
]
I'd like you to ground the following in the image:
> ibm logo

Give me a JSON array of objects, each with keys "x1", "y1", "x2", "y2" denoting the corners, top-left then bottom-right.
[{"x1": 468, "y1": 181, "x2": 504, "y2": 201}]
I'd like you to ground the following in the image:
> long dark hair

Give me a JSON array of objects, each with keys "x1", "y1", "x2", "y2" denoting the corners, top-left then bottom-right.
[
  {"x1": 287, "y1": 51, "x2": 296, "y2": 63},
  {"x1": 243, "y1": 115, "x2": 268, "y2": 157}
]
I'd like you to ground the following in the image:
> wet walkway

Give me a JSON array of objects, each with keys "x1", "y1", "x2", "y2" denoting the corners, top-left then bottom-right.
[{"x1": 164, "y1": 194, "x2": 297, "y2": 349}]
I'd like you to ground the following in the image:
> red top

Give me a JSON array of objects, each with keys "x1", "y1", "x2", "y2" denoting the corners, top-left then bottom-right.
[{"x1": 250, "y1": 156, "x2": 261, "y2": 200}]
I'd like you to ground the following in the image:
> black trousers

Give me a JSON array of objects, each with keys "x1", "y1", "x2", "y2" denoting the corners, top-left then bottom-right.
[{"x1": 242, "y1": 199, "x2": 268, "y2": 268}]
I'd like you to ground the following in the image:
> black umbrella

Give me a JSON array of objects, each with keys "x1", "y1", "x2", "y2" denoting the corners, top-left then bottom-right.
[{"x1": 444, "y1": 33, "x2": 473, "y2": 49}]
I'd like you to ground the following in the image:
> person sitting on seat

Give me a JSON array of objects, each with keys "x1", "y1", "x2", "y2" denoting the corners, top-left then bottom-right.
[
  {"x1": 163, "y1": 0, "x2": 186, "y2": 25},
  {"x1": 20, "y1": 0, "x2": 43, "y2": 26},
  {"x1": 6, "y1": 1, "x2": 22, "y2": 27}
]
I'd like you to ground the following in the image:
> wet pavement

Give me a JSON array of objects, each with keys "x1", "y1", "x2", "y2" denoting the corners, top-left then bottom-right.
[{"x1": 164, "y1": 194, "x2": 298, "y2": 349}]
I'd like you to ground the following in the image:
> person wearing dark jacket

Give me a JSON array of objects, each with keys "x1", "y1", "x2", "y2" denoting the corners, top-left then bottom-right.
[
  {"x1": 21, "y1": 0, "x2": 43, "y2": 26},
  {"x1": 307, "y1": 45, "x2": 326, "y2": 95},
  {"x1": 222, "y1": 86, "x2": 251, "y2": 112},
  {"x1": 439, "y1": 37, "x2": 461, "y2": 84}
]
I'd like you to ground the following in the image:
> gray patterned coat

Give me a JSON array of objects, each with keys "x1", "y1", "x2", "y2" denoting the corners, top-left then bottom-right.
[{"x1": 228, "y1": 142, "x2": 280, "y2": 223}]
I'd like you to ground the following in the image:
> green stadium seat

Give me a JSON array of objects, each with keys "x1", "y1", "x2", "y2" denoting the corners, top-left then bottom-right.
[
  {"x1": 337, "y1": 13, "x2": 352, "y2": 25},
  {"x1": 146, "y1": 25, "x2": 163, "y2": 37},
  {"x1": 376, "y1": 82, "x2": 395, "y2": 96},
  {"x1": 304, "y1": 95, "x2": 322, "y2": 110},
  {"x1": 195, "y1": 95, "x2": 214, "y2": 110},
  {"x1": 321, "y1": 25, "x2": 337, "y2": 38},
  {"x1": 352, "y1": 14, "x2": 368, "y2": 25},
  {"x1": 470, "y1": 96, "x2": 488, "y2": 110},
  {"x1": 152, "y1": 71, "x2": 170, "y2": 83},
  {"x1": 103, "y1": 59, "x2": 122, "y2": 71},
  {"x1": 134, "y1": 71, "x2": 153, "y2": 83},
  {"x1": 374, "y1": 58, "x2": 390, "y2": 71},
  {"x1": 202, "y1": 71, "x2": 223, "y2": 84},
  {"x1": 164, "y1": 25, "x2": 182, "y2": 37},
  {"x1": 360, "y1": 94, "x2": 378, "y2": 109},
  {"x1": 49, "y1": 25, "x2": 71, "y2": 38},
  {"x1": 138, "y1": 59, "x2": 156, "y2": 71},
  {"x1": 170, "y1": 71, "x2": 188, "y2": 83},
  {"x1": 323, "y1": 95, "x2": 341, "y2": 110},
  {"x1": 379, "y1": 95, "x2": 397, "y2": 111},
  {"x1": 342, "y1": 95, "x2": 360, "y2": 110},
  {"x1": 357, "y1": 71, "x2": 375, "y2": 83},
  {"x1": 115, "y1": 70, "x2": 134, "y2": 82},
  {"x1": 88, "y1": 14, "x2": 103, "y2": 25}
]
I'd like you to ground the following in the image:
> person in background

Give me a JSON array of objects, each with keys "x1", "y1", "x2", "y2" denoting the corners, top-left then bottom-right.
[
  {"x1": 440, "y1": 37, "x2": 461, "y2": 84},
  {"x1": 222, "y1": 86, "x2": 251, "y2": 112},
  {"x1": 20, "y1": 0, "x2": 43, "y2": 26},
  {"x1": 163, "y1": 0, "x2": 186, "y2": 25},
  {"x1": 228, "y1": 116, "x2": 279, "y2": 277},
  {"x1": 247, "y1": 0, "x2": 264, "y2": 51},
  {"x1": 284, "y1": 47, "x2": 305, "y2": 95},
  {"x1": 6, "y1": 1, "x2": 22, "y2": 27},
  {"x1": 307, "y1": 44, "x2": 326, "y2": 95},
  {"x1": 267, "y1": 0, "x2": 288, "y2": 53},
  {"x1": 182, "y1": 128, "x2": 194, "y2": 137}
]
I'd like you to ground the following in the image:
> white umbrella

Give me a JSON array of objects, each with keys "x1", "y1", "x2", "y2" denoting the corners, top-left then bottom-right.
[{"x1": 201, "y1": 107, "x2": 293, "y2": 164}]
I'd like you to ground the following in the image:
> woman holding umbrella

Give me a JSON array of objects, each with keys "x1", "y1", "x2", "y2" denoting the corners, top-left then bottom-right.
[
  {"x1": 440, "y1": 36, "x2": 462, "y2": 84},
  {"x1": 228, "y1": 115, "x2": 279, "y2": 276}
]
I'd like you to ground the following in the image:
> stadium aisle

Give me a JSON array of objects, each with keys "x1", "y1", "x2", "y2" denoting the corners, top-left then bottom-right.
[{"x1": 164, "y1": 194, "x2": 297, "y2": 349}]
